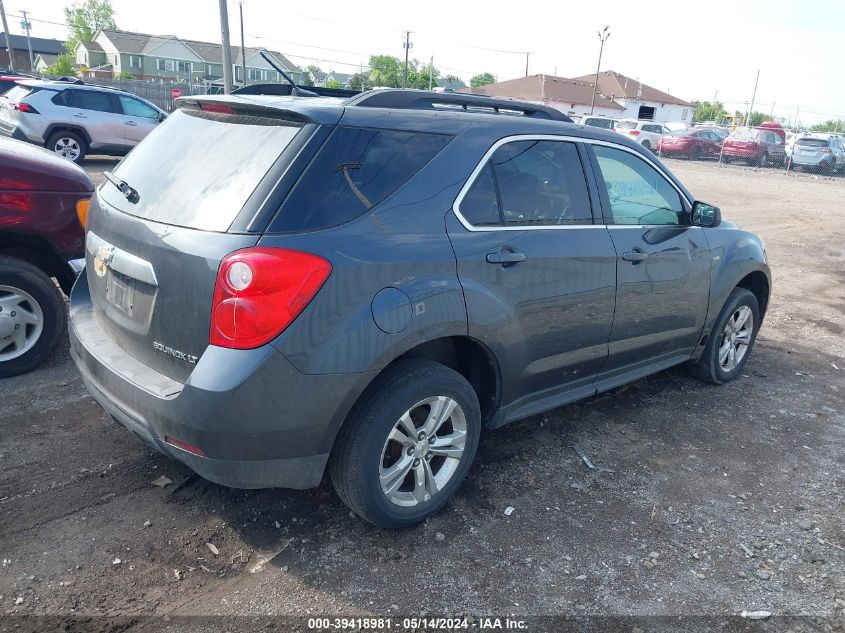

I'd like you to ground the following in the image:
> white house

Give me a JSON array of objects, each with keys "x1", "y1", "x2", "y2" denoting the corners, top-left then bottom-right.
[
  {"x1": 572, "y1": 70, "x2": 692, "y2": 125},
  {"x1": 463, "y1": 74, "x2": 625, "y2": 119}
]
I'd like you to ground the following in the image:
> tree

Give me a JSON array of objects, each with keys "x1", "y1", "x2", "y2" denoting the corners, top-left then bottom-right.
[
  {"x1": 368, "y1": 55, "x2": 403, "y2": 88},
  {"x1": 325, "y1": 78, "x2": 341, "y2": 89},
  {"x1": 116, "y1": 70, "x2": 133, "y2": 79},
  {"x1": 44, "y1": 55, "x2": 76, "y2": 77},
  {"x1": 349, "y1": 72, "x2": 372, "y2": 92},
  {"x1": 692, "y1": 100, "x2": 726, "y2": 123},
  {"x1": 303, "y1": 64, "x2": 322, "y2": 86},
  {"x1": 811, "y1": 119, "x2": 843, "y2": 132},
  {"x1": 470, "y1": 72, "x2": 496, "y2": 88},
  {"x1": 747, "y1": 111, "x2": 769, "y2": 127},
  {"x1": 64, "y1": 0, "x2": 117, "y2": 51}
]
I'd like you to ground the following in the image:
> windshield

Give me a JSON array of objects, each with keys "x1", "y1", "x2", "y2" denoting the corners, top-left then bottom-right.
[
  {"x1": 98, "y1": 108, "x2": 302, "y2": 231},
  {"x1": 728, "y1": 128, "x2": 761, "y2": 141}
]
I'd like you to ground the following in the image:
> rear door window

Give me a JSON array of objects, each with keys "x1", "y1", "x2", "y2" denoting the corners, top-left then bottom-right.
[
  {"x1": 98, "y1": 108, "x2": 303, "y2": 231},
  {"x1": 459, "y1": 139, "x2": 593, "y2": 227},
  {"x1": 270, "y1": 127, "x2": 451, "y2": 232},
  {"x1": 69, "y1": 89, "x2": 120, "y2": 114}
]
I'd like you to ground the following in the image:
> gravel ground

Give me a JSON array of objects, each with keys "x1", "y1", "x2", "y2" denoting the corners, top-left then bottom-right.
[{"x1": 0, "y1": 158, "x2": 843, "y2": 631}]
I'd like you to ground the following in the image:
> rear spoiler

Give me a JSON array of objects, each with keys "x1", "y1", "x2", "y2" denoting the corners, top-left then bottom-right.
[{"x1": 231, "y1": 83, "x2": 359, "y2": 98}]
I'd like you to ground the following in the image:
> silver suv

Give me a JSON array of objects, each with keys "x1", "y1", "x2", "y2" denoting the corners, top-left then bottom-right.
[{"x1": 0, "y1": 80, "x2": 166, "y2": 163}]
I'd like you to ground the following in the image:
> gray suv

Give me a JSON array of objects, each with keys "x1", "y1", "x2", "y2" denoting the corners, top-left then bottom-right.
[
  {"x1": 0, "y1": 80, "x2": 165, "y2": 163},
  {"x1": 68, "y1": 90, "x2": 771, "y2": 528}
]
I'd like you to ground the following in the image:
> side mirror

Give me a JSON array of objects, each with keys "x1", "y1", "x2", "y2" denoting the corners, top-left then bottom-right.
[
  {"x1": 691, "y1": 201, "x2": 721, "y2": 227},
  {"x1": 158, "y1": 112, "x2": 167, "y2": 122}
]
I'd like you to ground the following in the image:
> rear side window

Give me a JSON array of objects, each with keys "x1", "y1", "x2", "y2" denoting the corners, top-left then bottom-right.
[
  {"x1": 460, "y1": 140, "x2": 593, "y2": 227},
  {"x1": 51, "y1": 90, "x2": 70, "y2": 106},
  {"x1": 70, "y1": 89, "x2": 120, "y2": 114},
  {"x1": 270, "y1": 127, "x2": 451, "y2": 232},
  {"x1": 99, "y1": 108, "x2": 302, "y2": 231}
]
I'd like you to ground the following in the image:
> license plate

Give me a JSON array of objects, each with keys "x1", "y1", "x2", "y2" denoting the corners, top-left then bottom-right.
[{"x1": 106, "y1": 272, "x2": 134, "y2": 315}]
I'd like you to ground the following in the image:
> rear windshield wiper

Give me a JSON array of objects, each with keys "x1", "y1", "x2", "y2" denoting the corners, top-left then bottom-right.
[{"x1": 103, "y1": 171, "x2": 140, "y2": 204}]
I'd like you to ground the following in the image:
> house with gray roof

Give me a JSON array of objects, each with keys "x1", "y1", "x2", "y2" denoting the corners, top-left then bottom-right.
[
  {"x1": 1, "y1": 32, "x2": 66, "y2": 72},
  {"x1": 74, "y1": 29, "x2": 303, "y2": 86}
]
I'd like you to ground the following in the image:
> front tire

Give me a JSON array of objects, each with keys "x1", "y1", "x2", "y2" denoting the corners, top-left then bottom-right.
[
  {"x1": 688, "y1": 287, "x2": 761, "y2": 385},
  {"x1": 330, "y1": 359, "x2": 481, "y2": 528},
  {"x1": 0, "y1": 257, "x2": 67, "y2": 378}
]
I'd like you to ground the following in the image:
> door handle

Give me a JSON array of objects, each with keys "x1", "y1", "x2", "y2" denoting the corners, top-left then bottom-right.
[
  {"x1": 486, "y1": 249, "x2": 527, "y2": 265},
  {"x1": 124, "y1": 121, "x2": 137, "y2": 126},
  {"x1": 622, "y1": 249, "x2": 649, "y2": 262}
]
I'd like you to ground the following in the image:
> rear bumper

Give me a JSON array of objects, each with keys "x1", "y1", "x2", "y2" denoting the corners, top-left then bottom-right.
[
  {"x1": 0, "y1": 121, "x2": 30, "y2": 142},
  {"x1": 723, "y1": 147, "x2": 760, "y2": 158},
  {"x1": 658, "y1": 143, "x2": 694, "y2": 155},
  {"x1": 68, "y1": 272, "x2": 375, "y2": 489},
  {"x1": 791, "y1": 154, "x2": 832, "y2": 167}
]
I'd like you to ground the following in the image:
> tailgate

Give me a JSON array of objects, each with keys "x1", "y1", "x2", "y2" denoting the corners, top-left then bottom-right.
[
  {"x1": 83, "y1": 101, "x2": 311, "y2": 382},
  {"x1": 85, "y1": 198, "x2": 258, "y2": 382}
]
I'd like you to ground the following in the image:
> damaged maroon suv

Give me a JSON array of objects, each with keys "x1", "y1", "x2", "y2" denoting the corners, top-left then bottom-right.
[{"x1": 0, "y1": 137, "x2": 91, "y2": 377}]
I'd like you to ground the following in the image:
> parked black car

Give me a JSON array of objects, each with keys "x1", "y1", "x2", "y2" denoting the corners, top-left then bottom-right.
[{"x1": 69, "y1": 90, "x2": 770, "y2": 528}]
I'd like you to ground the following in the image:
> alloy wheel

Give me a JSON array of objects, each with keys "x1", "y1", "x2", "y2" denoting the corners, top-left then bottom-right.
[
  {"x1": 379, "y1": 396, "x2": 467, "y2": 507},
  {"x1": 0, "y1": 285, "x2": 44, "y2": 362},
  {"x1": 718, "y1": 305, "x2": 753, "y2": 372},
  {"x1": 54, "y1": 137, "x2": 81, "y2": 161}
]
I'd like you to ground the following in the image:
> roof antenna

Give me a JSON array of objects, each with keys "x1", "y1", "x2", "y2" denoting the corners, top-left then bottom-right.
[{"x1": 259, "y1": 51, "x2": 318, "y2": 97}]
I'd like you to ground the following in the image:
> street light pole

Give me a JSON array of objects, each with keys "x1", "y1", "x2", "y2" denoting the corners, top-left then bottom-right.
[
  {"x1": 0, "y1": 0, "x2": 16, "y2": 73},
  {"x1": 21, "y1": 10, "x2": 33, "y2": 72},
  {"x1": 239, "y1": 1, "x2": 246, "y2": 87},
  {"x1": 589, "y1": 26, "x2": 610, "y2": 115},
  {"x1": 217, "y1": 0, "x2": 233, "y2": 93}
]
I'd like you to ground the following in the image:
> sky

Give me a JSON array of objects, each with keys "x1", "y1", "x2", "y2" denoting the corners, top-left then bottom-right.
[{"x1": 4, "y1": 0, "x2": 844, "y2": 125}]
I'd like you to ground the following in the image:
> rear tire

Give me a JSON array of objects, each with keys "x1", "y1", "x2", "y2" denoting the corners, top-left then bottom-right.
[
  {"x1": 0, "y1": 256, "x2": 66, "y2": 378},
  {"x1": 330, "y1": 359, "x2": 481, "y2": 528},
  {"x1": 46, "y1": 130, "x2": 87, "y2": 164},
  {"x1": 688, "y1": 288, "x2": 760, "y2": 385}
]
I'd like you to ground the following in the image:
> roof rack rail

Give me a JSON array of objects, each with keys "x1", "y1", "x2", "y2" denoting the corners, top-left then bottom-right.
[{"x1": 345, "y1": 89, "x2": 573, "y2": 122}]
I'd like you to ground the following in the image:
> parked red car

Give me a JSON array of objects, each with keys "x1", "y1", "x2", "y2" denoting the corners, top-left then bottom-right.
[
  {"x1": 0, "y1": 136, "x2": 91, "y2": 377},
  {"x1": 658, "y1": 128, "x2": 725, "y2": 160},
  {"x1": 722, "y1": 127, "x2": 786, "y2": 167}
]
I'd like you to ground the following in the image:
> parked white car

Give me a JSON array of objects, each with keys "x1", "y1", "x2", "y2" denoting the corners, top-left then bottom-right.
[
  {"x1": 577, "y1": 115, "x2": 619, "y2": 131},
  {"x1": 614, "y1": 119, "x2": 670, "y2": 151}
]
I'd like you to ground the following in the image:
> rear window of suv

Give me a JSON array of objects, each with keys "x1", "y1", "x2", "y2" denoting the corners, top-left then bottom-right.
[
  {"x1": 269, "y1": 127, "x2": 451, "y2": 232},
  {"x1": 796, "y1": 138, "x2": 829, "y2": 147},
  {"x1": 3, "y1": 85, "x2": 31, "y2": 102},
  {"x1": 616, "y1": 121, "x2": 637, "y2": 129},
  {"x1": 99, "y1": 108, "x2": 302, "y2": 232}
]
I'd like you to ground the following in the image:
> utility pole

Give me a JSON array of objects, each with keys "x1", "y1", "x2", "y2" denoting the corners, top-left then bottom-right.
[
  {"x1": 217, "y1": 0, "x2": 233, "y2": 93},
  {"x1": 792, "y1": 106, "x2": 800, "y2": 130},
  {"x1": 590, "y1": 26, "x2": 610, "y2": 115},
  {"x1": 401, "y1": 30, "x2": 412, "y2": 88},
  {"x1": 428, "y1": 55, "x2": 433, "y2": 90},
  {"x1": 238, "y1": 1, "x2": 246, "y2": 87},
  {"x1": 21, "y1": 10, "x2": 33, "y2": 72},
  {"x1": 770, "y1": 101, "x2": 775, "y2": 117},
  {"x1": 745, "y1": 69, "x2": 760, "y2": 126},
  {"x1": 524, "y1": 52, "x2": 529, "y2": 77},
  {"x1": 0, "y1": 0, "x2": 16, "y2": 73}
]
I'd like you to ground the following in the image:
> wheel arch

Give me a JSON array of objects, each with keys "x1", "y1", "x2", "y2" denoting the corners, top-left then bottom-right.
[
  {"x1": 736, "y1": 270, "x2": 770, "y2": 318},
  {"x1": 327, "y1": 335, "x2": 503, "y2": 459},
  {"x1": 43, "y1": 124, "x2": 92, "y2": 148},
  {"x1": 0, "y1": 232, "x2": 74, "y2": 294}
]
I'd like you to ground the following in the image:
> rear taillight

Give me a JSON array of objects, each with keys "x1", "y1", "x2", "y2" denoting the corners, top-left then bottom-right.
[
  {"x1": 12, "y1": 102, "x2": 38, "y2": 114},
  {"x1": 210, "y1": 247, "x2": 332, "y2": 349},
  {"x1": 200, "y1": 102, "x2": 234, "y2": 114},
  {"x1": 820, "y1": 147, "x2": 832, "y2": 154},
  {"x1": 629, "y1": 130, "x2": 640, "y2": 136}
]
